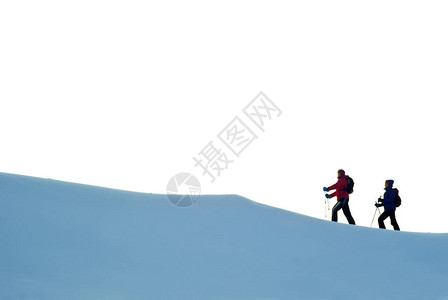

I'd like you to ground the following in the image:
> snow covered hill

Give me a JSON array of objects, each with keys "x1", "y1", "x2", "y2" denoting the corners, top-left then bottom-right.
[{"x1": 1, "y1": 173, "x2": 448, "y2": 300}]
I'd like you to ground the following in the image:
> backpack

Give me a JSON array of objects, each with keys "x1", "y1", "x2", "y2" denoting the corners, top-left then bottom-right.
[
  {"x1": 393, "y1": 188, "x2": 401, "y2": 207},
  {"x1": 345, "y1": 176, "x2": 354, "y2": 194}
]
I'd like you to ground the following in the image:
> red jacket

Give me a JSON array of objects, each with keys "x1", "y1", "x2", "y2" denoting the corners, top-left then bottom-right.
[{"x1": 328, "y1": 175, "x2": 349, "y2": 201}]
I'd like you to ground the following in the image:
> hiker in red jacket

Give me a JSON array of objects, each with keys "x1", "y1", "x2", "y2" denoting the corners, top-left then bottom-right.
[{"x1": 323, "y1": 169, "x2": 356, "y2": 225}]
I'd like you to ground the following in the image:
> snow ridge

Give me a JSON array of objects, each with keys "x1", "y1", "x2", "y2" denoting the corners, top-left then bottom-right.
[{"x1": 1, "y1": 173, "x2": 447, "y2": 300}]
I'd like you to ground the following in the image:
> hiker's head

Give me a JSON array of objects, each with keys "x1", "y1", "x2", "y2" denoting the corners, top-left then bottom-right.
[
  {"x1": 337, "y1": 169, "x2": 345, "y2": 179},
  {"x1": 385, "y1": 180, "x2": 394, "y2": 188}
]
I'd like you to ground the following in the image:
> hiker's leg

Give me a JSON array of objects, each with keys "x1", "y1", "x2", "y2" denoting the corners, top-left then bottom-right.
[
  {"x1": 378, "y1": 211, "x2": 389, "y2": 229},
  {"x1": 341, "y1": 199, "x2": 356, "y2": 225},
  {"x1": 332, "y1": 201, "x2": 343, "y2": 222},
  {"x1": 390, "y1": 210, "x2": 400, "y2": 231}
]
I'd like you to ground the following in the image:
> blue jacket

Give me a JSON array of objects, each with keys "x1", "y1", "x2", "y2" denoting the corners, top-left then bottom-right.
[{"x1": 382, "y1": 180, "x2": 396, "y2": 211}]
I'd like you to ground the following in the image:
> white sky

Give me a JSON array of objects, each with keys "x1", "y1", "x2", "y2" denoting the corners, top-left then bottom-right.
[{"x1": 1, "y1": 1, "x2": 447, "y2": 233}]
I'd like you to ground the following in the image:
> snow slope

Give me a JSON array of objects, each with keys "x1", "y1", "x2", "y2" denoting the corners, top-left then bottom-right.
[{"x1": 1, "y1": 172, "x2": 448, "y2": 300}]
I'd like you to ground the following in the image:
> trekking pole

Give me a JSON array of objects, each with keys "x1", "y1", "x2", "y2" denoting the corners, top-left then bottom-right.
[
  {"x1": 324, "y1": 193, "x2": 331, "y2": 218},
  {"x1": 370, "y1": 203, "x2": 379, "y2": 228},
  {"x1": 370, "y1": 195, "x2": 383, "y2": 227},
  {"x1": 324, "y1": 197, "x2": 328, "y2": 218}
]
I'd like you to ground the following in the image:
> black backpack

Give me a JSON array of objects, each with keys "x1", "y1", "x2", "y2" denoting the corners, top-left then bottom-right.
[
  {"x1": 346, "y1": 176, "x2": 354, "y2": 194},
  {"x1": 393, "y1": 188, "x2": 401, "y2": 207}
]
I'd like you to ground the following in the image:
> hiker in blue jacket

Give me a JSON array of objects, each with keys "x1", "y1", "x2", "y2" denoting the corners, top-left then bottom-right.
[{"x1": 376, "y1": 180, "x2": 400, "y2": 231}]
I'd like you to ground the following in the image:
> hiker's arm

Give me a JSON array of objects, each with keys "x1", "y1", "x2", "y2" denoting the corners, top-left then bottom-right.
[
  {"x1": 327, "y1": 179, "x2": 344, "y2": 191},
  {"x1": 383, "y1": 190, "x2": 396, "y2": 204}
]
